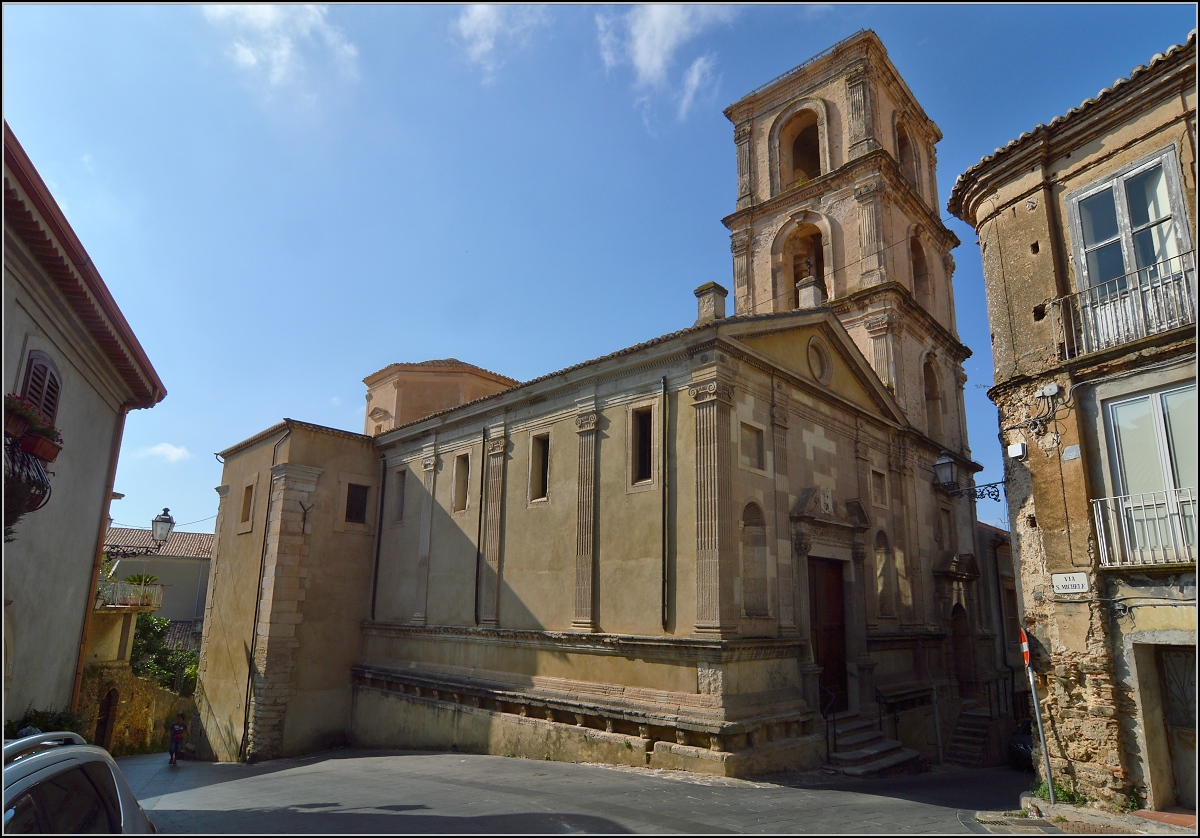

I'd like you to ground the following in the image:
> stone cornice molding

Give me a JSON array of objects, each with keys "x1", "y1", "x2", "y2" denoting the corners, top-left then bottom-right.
[
  {"x1": 832, "y1": 283, "x2": 971, "y2": 363},
  {"x1": 360, "y1": 622, "x2": 807, "y2": 663},
  {"x1": 270, "y1": 462, "x2": 324, "y2": 482}
]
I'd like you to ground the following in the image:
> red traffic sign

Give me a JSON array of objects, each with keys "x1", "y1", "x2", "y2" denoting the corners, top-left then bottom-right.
[{"x1": 1019, "y1": 628, "x2": 1030, "y2": 667}]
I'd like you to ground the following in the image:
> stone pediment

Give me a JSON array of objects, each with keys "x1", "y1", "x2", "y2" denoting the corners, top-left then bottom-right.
[
  {"x1": 719, "y1": 311, "x2": 906, "y2": 427},
  {"x1": 933, "y1": 551, "x2": 980, "y2": 580}
]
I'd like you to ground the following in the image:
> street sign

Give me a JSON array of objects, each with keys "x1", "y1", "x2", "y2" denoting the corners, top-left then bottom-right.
[{"x1": 1051, "y1": 572, "x2": 1089, "y2": 594}]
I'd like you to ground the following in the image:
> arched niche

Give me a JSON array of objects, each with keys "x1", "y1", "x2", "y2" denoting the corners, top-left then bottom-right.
[
  {"x1": 741, "y1": 503, "x2": 769, "y2": 617},
  {"x1": 770, "y1": 211, "x2": 835, "y2": 312},
  {"x1": 922, "y1": 355, "x2": 943, "y2": 441},
  {"x1": 768, "y1": 98, "x2": 831, "y2": 197},
  {"x1": 893, "y1": 115, "x2": 921, "y2": 195},
  {"x1": 909, "y1": 233, "x2": 932, "y2": 312}
]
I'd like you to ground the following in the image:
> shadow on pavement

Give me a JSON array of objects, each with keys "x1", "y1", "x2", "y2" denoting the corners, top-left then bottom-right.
[
  {"x1": 148, "y1": 807, "x2": 632, "y2": 834},
  {"x1": 754, "y1": 765, "x2": 1033, "y2": 812}
]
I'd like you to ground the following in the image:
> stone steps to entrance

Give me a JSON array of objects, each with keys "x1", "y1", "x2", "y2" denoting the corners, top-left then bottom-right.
[
  {"x1": 840, "y1": 747, "x2": 923, "y2": 778},
  {"x1": 824, "y1": 711, "x2": 923, "y2": 777},
  {"x1": 946, "y1": 707, "x2": 997, "y2": 768}
]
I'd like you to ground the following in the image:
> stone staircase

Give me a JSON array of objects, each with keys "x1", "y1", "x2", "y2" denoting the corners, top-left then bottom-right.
[
  {"x1": 946, "y1": 703, "x2": 993, "y2": 767},
  {"x1": 826, "y1": 711, "x2": 922, "y2": 777}
]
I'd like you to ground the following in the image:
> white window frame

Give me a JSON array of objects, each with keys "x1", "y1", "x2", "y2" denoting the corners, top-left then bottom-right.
[
  {"x1": 1105, "y1": 384, "x2": 1195, "y2": 500},
  {"x1": 1065, "y1": 145, "x2": 1192, "y2": 290}
]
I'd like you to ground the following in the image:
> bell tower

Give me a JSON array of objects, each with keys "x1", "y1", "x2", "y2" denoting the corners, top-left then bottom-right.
[{"x1": 722, "y1": 30, "x2": 971, "y2": 456}]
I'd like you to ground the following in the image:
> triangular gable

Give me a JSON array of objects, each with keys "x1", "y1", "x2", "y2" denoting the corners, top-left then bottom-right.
[{"x1": 721, "y1": 311, "x2": 906, "y2": 425}]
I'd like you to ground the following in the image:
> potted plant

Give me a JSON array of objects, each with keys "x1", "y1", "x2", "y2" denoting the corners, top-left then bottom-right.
[
  {"x1": 19, "y1": 413, "x2": 63, "y2": 463},
  {"x1": 4, "y1": 394, "x2": 40, "y2": 439},
  {"x1": 124, "y1": 574, "x2": 159, "y2": 606}
]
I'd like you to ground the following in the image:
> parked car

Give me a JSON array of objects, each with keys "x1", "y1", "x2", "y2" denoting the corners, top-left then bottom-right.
[
  {"x1": 3, "y1": 731, "x2": 155, "y2": 833},
  {"x1": 1008, "y1": 719, "x2": 1035, "y2": 770}
]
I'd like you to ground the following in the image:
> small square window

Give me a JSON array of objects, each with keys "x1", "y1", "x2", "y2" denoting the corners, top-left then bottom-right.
[
  {"x1": 740, "y1": 423, "x2": 765, "y2": 470},
  {"x1": 530, "y1": 434, "x2": 550, "y2": 501},
  {"x1": 453, "y1": 453, "x2": 470, "y2": 512},
  {"x1": 345, "y1": 483, "x2": 370, "y2": 524}
]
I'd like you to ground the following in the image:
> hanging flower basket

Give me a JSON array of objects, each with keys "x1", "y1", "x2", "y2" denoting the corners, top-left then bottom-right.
[{"x1": 20, "y1": 433, "x2": 62, "y2": 463}]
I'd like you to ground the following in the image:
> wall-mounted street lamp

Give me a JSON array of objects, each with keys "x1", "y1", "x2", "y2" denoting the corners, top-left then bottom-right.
[
  {"x1": 103, "y1": 508, "x2": 175, "y2": 558},
  {"x1": 933, "y1": 453, "x2": 1005, "y2": 502}
]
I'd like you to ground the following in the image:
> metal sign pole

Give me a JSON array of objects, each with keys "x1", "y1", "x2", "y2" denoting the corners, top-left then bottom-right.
[{"x1": 1021, "y1": 628, "x2": 1056, "y2": 805}]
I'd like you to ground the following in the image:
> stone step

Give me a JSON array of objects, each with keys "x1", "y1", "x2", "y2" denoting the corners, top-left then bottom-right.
[
  {"x1": 836, "y1": 729, "x2": 885, "y2": 750},
  {"x1": 830, "y1": 737, "x2": 902, "y2": 766},
  {"x1": 953, "y1": 729, "x2": 989, "y2": 743},
  {"x1": 841, "y1": 747, "x2": 923, "y2": 778},
  {"x1": 834, "y1": 719, "x2": 875, "y2": 736}
]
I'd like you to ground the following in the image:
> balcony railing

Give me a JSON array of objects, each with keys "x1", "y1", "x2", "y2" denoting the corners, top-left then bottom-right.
[
  {"x1": 1051, "y1": 253, "x2": 1195, "y2": 361},
  {"x1": 95, "y1": 580, "x2": 163, "y2": 609},
  {"x1": 1093, "y1": 488, "x2": 1196, "y2": 568}
]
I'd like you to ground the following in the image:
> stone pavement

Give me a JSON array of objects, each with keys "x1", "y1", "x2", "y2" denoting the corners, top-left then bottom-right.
[{"x1": 118, "y1": 749, "x2": 1034, "y2": 834}]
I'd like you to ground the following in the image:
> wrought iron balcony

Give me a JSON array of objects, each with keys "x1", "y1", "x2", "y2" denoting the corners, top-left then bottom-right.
[
  {"x1": 3, "y1": 435, "x2": 52, "y2": 514},
  {"x1": 1092, "y1": 488, "x2": 1196, "y2": 568},
  {"x1": 95, "y1": 580, "x2": 163, "y2": 610},
  {"x1": 1051, "y1": 252, "x2": 1195, "y2": 361}
]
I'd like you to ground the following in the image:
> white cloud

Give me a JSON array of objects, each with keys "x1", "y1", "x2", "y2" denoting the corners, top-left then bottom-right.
[
  {"x1": 80, "y1": 153, "x2": 94, "y2": 173},
  {"x1": 678, "y1": 54, "x2": 715, "y2": 119},
  {"x1": 203, "y1": 4, "x2": 358, "y2": 93},
  {"x1": 137, "y1": 443, "x2": 193, "y2": 463},
  {"x1": 596, "y1": 5, "x2": 736, "y2": 120},
  {"x1": 329, "y1": 396, "x2": 342, "y2": 407},
  {"x1": 455, "y1": 4, "x2": 549, "y2": 80}
]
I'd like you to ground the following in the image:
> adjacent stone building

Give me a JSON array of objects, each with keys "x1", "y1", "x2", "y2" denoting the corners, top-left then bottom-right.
[
  {"x1": 949, "y1": 33, "x2": 1196, "y2": 810},
  {"x1": 197, "y1": 30, "x2": 1016, "y2": 776}
]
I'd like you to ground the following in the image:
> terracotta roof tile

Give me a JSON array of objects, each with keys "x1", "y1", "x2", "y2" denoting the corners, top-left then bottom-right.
[{"x1": 104, "y1": 527, "x2": 213, "y2": 559}]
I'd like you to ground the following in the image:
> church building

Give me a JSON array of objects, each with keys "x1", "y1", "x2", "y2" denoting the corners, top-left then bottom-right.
[{"x1": 196, "y1": 30, "x2": 1012, "y2": 776}]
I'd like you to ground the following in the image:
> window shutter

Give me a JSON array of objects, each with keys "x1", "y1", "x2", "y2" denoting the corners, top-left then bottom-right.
[{"x1": 22, "y1": 352, "x2": 62, "y2": 424}]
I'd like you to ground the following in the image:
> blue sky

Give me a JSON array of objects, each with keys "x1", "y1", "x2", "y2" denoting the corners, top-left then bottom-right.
[{"x1": 4, "y1": 4, "x2": 1194, "y2": 534}]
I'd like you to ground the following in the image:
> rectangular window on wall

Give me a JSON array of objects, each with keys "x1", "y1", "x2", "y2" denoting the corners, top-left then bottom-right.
[
  {"x1": 453, "y1": 453, "x2": 470, "y2": 512},
  {"x1": 345, "y1": 484, "x2": 370, "y2": 524},
  {"x1": 1101, "y1": 383, "x2": 1196, "y2": 564},
  {"x1": 1067, "y1": 147, "x2": 1193, "y2": 355},
  {"x1": 740, "y1": 423, "x2": 765, "y2": 470},
  {"x1": 871, "y1": 470, "x2": 888, "y2": 507},
  {"x1": 530, "y1": 434, "x2": 550, "y2": 501},
  {"x1": 393, "y1": 470, "x2": 407, "y2": 523},
  {"x1": 632, "y1": 407, "x2": 653, "y2": 484},
  {"x1": 240, "y1": 485, "x2": 254, "y2": 523}
]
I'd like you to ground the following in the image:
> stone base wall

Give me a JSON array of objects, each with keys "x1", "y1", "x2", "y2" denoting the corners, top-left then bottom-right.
[
  {"x1": 78, "y1": 662, "x2": 195, "y2": 757},
  {"x1": 349, "y1": 684, "x2": 823, "y2": 777}
]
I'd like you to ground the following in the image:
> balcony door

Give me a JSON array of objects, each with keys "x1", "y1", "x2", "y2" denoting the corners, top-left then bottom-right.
[
  {"x1": 1103, "y1": 384, "x2": 1196, "y2": 565},
  {"x1": 1070, "y1": 149, "x2": 1194, "y2": 353}
]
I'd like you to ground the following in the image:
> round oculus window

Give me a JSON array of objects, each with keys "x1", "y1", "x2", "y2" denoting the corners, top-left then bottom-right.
[{"x1": 808, "y1": 338, "x2": 832, "y2": 385}]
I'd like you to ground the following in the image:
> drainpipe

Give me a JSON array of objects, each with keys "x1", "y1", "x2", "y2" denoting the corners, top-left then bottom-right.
[
  {"x1": 239, "y1": 423, "x2": 292, "y2": 761},
  {"x1": 71, "y1": 402, "x2": 131, "y2": 712},
  {"x1": 661, "y1": 377, "x2": 670, "y2": 631},
  {"x1": 369, "y1": 451, "x2": 387, "y2": 621}
]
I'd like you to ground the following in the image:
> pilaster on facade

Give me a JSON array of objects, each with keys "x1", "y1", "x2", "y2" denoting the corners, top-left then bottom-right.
[
  {"x1": 478, "y1": 432, "x2": 508, "y2": 627},
  {"x1": 198, "y1": 484, "x2": 230, "y2": 683},
  {"x1": 735, "y1": 123, "x2": 753, "y2": 210},
  {"x1": 412, "y1": 446, "x2": 438, "y2": 626},
  {"x1": 573, "y1": 408, "x2": 598, "y2": 631},
  {"x1": 731, "y1": 231, "x2": 753, "y2": 315},
  {"x1": 691, "y1": 377, "x2": 736, "y2": 636},
  {"x1": 771, "y1": 393, "x2": 797, "y2": 632},
  {"x1": 863, "y1": 310, "x2": 899, "y2": 395},
  {"x1": 245, "y1": 462, "x2": 322, "y2": 762},
  {"x1": 845, "y1": 65, "x2": 879, "y2": 160},
  {"x1": 854, "y1": 176, "x2": 888, "y2": 286}
]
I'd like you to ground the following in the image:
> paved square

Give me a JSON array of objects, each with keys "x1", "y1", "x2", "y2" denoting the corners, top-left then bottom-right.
[{"x1": 118, "y1": 750, "x2": 1034, "y2": 833}]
